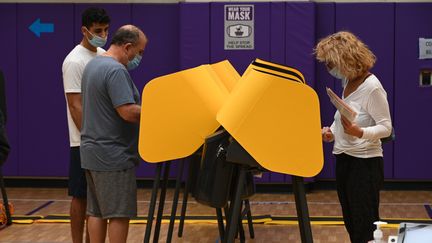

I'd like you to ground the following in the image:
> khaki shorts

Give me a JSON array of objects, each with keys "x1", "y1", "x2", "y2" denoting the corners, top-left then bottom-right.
[{"x1": 85, "y1": 167, "x2": 137, "y2": 219}]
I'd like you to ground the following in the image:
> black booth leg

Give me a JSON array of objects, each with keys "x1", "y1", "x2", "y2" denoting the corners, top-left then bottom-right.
[
  {"x1": 224, "y1": 168, "x2": 246, "y2": 243},
  {"x1": 166, "y1": 160, "x2": 185, "y2": 243},
  {"x1": 152, "y1": 162, "x2": 171, "y2": 243},
  {"x1": 245, "y1": 199, "x2": 254, "y2": 239},
  {"x1": 238, "y1": 201, "x2": 246, "y2": 243},
  {"x1": 224, "y1": 206, "x2": 230, "y2": 224},
  {"x1": 0, "y1": 167, "x2": 12, "y2": 225},
  {"x1": 144, "y1": 163, "x2": 163, "y2": 243},
  {"x1": 292, "y1": 176, "x2": 313, "y2": 243},
  {"x1": 178, "y1": 158, "x2": 194, "y2": 237},
  {"x1": 216, "y1": 207, "x2": 225, "y2": 241}
]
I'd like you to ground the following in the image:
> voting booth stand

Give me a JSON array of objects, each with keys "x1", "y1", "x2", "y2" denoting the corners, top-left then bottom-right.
[
  {"x1": 193, "y1": 129, "x2": 256, "y2": 242},
  {"x1": 139, "y1": 59, "x2": 324, "y2": 243}
]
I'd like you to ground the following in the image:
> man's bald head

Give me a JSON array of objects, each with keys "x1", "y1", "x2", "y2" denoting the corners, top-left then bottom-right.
[{"x1": 110, "y1": 25, "x2": 147, "y2": 47}]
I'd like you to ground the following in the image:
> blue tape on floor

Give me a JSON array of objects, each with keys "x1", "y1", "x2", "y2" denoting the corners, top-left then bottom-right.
[{"x1": 26, "y1": 201, "x2": 54, "y2": 215}]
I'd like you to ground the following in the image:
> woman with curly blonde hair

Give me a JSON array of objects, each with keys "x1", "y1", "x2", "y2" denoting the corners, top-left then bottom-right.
[{"x1": 315, "y1": 31, "x2": 392, "y2": 243}]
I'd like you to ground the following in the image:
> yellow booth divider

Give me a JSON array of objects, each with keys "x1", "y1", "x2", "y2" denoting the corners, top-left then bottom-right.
[
  {"x1": 139, "y1": 61, "x2": 239, "y2": 162},
  {"x1": 217, "y1": 62, "x2": 323, "y2": 177},
  {"x1": 243, "y1": 58, "x2": 306, "y2": 84},
  {"x1": 139, "y1": 58, "x2": 323, "y2": 178},
  {"x1": 209, "y1": 60, "x2": 241, "y2": 92}
]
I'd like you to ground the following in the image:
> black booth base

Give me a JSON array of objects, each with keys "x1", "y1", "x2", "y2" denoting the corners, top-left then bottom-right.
[{"x1": 3, "y1": 177, "x2": 432, "y2": 192}]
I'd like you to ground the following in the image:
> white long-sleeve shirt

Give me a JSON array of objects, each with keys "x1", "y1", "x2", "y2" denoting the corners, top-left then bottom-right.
[{"x1": 330, "y1": 74, "x2": 392, "y2": 158}]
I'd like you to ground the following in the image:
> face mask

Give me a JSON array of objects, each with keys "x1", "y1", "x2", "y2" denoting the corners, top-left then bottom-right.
[
  {"x1": 85, "y1": 28, "x2": 107, "y2": 48},
  {"x1": 329, "y1": 67, "x2": 348, "y2": 87},
  {"x1": 127, "y1": 54, "x2": 142, "y2": 70},
  {"x1": 329, "y1": 67, "x2": 344, "y2": 80}
]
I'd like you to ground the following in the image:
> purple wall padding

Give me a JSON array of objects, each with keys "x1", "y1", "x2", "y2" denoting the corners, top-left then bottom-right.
[
  {"x1": 179, "y1": 2, "x2": 210, "y2": 69},
  {"x1": 131, "y1": 4, "x2": 179, "y2": 89},
  {"x1": 132, "y1": 4, "x2": 180, "y2": 178},
  {"x1": 394, "y1": 3, "x2": 432, "y2": 179},
  {"x1": 17, "y1": 4, "x2": 74, "y2": 176},
  {"x1": 336, "y1": 3, "x2": 395, "y2": 179},
  {"x1": 314, "y1": 2, "x2": 336, "y2": 179},
  {"x1": 285, "y1": 2, "x2": 315, "y2": 87},
  {"x1": 210, "y1": 2, "x2": 270, "y2": 74},
  {"x1": 0, "y1": 4, "x2": 18, "y2": 176},
  {"x1": 178, "y1": 3, "x2": 213, "y2": 181},
  {"x1": 270, "y1": 2, "x2": 285, "y2": 65},
  {"x1": 74, "y1": 4, "x2": 132, "y2": 45},
  {"x1": 284, "y1": 2, "x2": 316, "y2": 183},
  {"x1": 267, "y1": 2, "x2": 286, "y2": 183},
  {"x1": 265, "y1": 2, "x2": 286, "y2": 183}
]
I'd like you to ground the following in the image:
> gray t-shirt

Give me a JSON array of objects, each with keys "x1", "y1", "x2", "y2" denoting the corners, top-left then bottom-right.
[{"x1": 81, "y1": 56, "x2": 140, "y2": 171}]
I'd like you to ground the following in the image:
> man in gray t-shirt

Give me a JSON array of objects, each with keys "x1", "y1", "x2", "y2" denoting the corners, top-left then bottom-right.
[
  {"x1": 81, "y1": 25, "x2": 147, "y2": 243},
  {"x1": 81, "y1": 55, "x2": 140, "y2": 171}
]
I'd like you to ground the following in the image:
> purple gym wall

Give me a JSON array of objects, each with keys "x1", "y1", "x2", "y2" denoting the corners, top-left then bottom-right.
[
  {"x1": 394, "y1": 3, "x2": 432, "y2": 179},
  {"x1": 267, "y1": 2, "x2": 285, "y2": 183},
  {"x1": 17, "y1": 4, "x2": 73, "y2": 176},
  {"x1": 179, "y1": 2, "x2": 210, "y2": 69},
  {"x1": 335, "y1": 2, "x2": 395, "y2": 179},
  {"x1": 314, "y1": 2, "x2": 336, "y2": 179},
  {"x1": 132, "y1": 4, "x2": 180, "y2": 178},
  {"x1": 0, "y1": 4, "x2": 18, "y2": 176},
  {"x1": 284, "y1": 2, "x2": 316, "y2": 183}
]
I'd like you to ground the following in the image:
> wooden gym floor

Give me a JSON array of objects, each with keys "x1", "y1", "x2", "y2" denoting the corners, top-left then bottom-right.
[{"x1": 1, "y1": 188, "x2": 432, "y2": 242}]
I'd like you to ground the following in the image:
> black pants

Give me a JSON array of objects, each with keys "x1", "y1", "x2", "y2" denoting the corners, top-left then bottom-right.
[{"x1": 335, "y1": 153, "x2": 384, "y2": 243}]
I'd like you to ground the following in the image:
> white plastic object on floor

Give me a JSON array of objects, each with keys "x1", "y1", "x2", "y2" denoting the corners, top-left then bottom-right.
[{"x1": 373, "y1": 221, "x2": 388, "y2": 243}]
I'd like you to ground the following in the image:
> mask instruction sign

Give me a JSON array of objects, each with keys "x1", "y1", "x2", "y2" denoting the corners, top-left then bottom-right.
[
  {"x1": 224, "y1": 5, "x2": 254, "y2": 50},
  {"x1": 419, "y1": 38, "x2": 432, "y2": 59}
]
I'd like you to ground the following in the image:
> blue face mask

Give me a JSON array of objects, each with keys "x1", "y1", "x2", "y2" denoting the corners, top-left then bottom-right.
[
  {"x1": 329, "y1": 67, "x2": 348, "y2": 87},
  {"x1": 329, "y1": 67, "x2": 344, "y2": 80},
  {"x1": 86, "y1": 28, "x2": 107, "y2": 48},
  {"x1": 127, "y1": 54, "x2": 142, "y2": 70}
]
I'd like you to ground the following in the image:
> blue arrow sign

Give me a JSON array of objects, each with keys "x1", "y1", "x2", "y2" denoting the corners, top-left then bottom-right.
[{"x1": 29, "y1": 18, "x2": 54, "y2": 37}]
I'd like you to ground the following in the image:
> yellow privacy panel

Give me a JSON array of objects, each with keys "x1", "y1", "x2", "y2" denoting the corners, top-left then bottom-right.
[
  {"x1": 243, "y1": 58, "x2": 306, "y2": 84},
  {"x1": 217, "y1": 68, "x2": 323, "y2": 177},
  {"x1": 139, "y1": 65, "x2": 229, "y2": 162},
  {"x1": 209, "y1": 60, "x2": 240, "y2": 92}
]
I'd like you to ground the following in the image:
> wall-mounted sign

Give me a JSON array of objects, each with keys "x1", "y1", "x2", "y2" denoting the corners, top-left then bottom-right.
[
  {"x1": 419, "y1": 38, "x2": 432, "y2": 59},
  {"x1": 224, "y1": 5, "x2": 254, "y2": 50}
]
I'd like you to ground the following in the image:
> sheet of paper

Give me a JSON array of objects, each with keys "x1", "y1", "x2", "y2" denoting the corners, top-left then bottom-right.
[{"x1": 326, "y1": 87, "x2": 357, "y2": 122}]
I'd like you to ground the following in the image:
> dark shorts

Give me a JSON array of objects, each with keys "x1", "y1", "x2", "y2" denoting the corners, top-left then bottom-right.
[{"x1": 68, "y1": 146, "x2": 87, "y2": 198}]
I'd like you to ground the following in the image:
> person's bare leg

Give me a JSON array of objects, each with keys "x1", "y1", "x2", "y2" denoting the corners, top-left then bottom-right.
[
  {"x1": 87, "y1": 216, "x2": 107, "y2": 243},
  {"x1": 108, "y1": 218, "x2": 130, "y2": 243},
  {"x1": 70, "y1": 197, "x2": 87, "y2": 243},
  {"x1": 85, "y1": 216, "x2": 90, "y2": 243}
]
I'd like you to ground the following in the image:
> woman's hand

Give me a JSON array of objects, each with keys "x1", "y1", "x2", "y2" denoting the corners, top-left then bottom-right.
[
  {"x1": 322, "y1": 126, "x2": 334, "y2": 142},
  {"x1": 341, "y1": 116, "x2": 363, "y2": 138}
]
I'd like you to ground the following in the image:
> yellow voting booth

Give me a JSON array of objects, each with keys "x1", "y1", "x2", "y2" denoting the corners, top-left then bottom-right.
[
  {"x1": 139, "y1": 59, "x2": 323, "y2": 243},
  {"x1": 217, "y1": 59, "x2": 322, "y2": 177}
]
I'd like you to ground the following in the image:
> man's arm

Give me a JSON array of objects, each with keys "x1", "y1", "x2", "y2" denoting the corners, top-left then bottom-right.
[
  {"x1": 66, "y1": 93, "x2": 82, "y2": 131},
  {"x1": 116, "y1": 103, "x2": 141, "y2": 123}
]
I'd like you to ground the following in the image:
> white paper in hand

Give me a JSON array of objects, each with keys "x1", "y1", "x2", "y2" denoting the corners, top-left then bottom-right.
[{"x1": 326, "y1": 87, "x2": 357, "y2": 122}]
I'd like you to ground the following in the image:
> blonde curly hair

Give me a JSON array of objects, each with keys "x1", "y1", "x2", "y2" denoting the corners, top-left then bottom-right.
[{"x1": 314, "y1": 31, "x2": 376, "y2": 80}]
